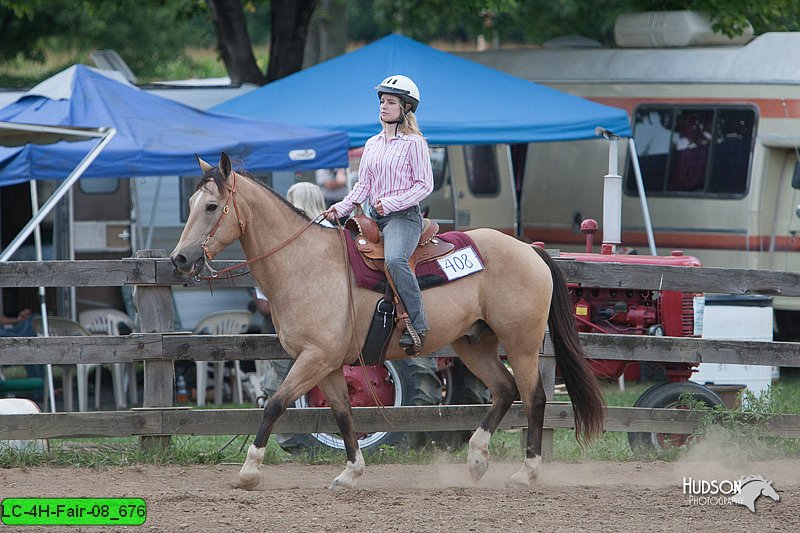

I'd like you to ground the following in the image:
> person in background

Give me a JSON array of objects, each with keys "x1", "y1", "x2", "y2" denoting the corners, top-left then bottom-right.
[
  {"x1": 1, "y1": 308, "x2": 44, "y2": 400},
  {"x1": 255, "y1": 182, "x2": 334, "y2": 396},
  {"x1": 287, "y1": 181, "x2": 335, "y2": 228},
  {"x1": 252, "y1": 287, "x2": 275, "y2": 334},
  {"x1": 324, "y1": 74, "x2": 433, "y2": 354},
  {"x1": 315, "y1": 167, "x2": 349, "y2": 207},
  {"x1": 254, "y1": 181, "x2": 333, "y2": 334}
]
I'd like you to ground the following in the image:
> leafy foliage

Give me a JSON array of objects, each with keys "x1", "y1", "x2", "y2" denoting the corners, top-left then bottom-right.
[
  {"x1": 0, "y1": 0, "x2": 214, "y2": 80},
  {"x1": 2, "y1": 0, "x2": 799, "y2": 85}
]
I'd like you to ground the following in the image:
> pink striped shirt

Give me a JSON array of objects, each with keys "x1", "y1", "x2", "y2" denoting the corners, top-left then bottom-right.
[{"x1": 332, "y1": 131, "x2": 433, "y2": 217}]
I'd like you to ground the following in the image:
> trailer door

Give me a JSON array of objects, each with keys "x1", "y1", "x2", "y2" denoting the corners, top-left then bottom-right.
[{"x1": 449, "y1": 144, "x2": 516, "y2": 233}]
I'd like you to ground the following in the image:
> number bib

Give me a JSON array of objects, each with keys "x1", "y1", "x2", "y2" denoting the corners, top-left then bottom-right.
[{"x1": 437, "y1": 246, "x2": 484, "y2": 281}]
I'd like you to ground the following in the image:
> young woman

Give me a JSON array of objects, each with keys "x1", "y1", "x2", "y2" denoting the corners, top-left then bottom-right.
[{"x1": 325, "y1": 74, "x2": 434, "y2": 353}]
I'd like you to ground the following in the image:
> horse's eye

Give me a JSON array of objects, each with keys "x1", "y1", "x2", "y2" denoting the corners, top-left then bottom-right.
[{"x1": 206, "y1": 203, "x2": 218, "y2": 212}]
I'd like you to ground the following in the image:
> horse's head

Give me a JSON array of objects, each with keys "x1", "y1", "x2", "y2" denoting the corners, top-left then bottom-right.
[
  {"x1": 170, "y1": 152, "x2": 247, "y2": 278},
  {"x1": 760, "y1": 479, "x2": 780, "y2": 502}
]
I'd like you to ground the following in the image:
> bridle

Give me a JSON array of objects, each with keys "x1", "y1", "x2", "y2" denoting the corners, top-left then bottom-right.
[
  {"x1": 194, "y1": 170, "x2": 319, "y2": 281},
  {"x1": 200, "y1": 170, "x2": 245, "y2": 266}
]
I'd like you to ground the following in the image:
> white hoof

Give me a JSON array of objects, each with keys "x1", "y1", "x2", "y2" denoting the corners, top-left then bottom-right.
[
  {"x1": 233, "y1": 444, "x2": 265, "y2": 490},
  {"x1": 329, "y1": 450, "x2": 364, "y2": 490},
  {"x1": 467, "y1": 428, "x2": 491, "y2": 482},
  {"x1": 508, "y1": 456, "x2": 541, "y2": 488}
]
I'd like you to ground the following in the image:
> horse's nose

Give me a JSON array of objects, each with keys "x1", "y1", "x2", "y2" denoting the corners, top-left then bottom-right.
[{"x1": 171, "y1": 252, "x2": 187, "y2": 269}]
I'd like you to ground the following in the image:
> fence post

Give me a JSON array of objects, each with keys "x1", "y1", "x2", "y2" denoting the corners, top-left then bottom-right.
[{"x1": 133, "y1": 249, "x2": 175, "y2": 451}]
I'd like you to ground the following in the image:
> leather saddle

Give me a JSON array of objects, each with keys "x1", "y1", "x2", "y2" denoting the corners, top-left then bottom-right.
[{"x1": 345, "y1": 214, "x2": 454, "y2": 273}]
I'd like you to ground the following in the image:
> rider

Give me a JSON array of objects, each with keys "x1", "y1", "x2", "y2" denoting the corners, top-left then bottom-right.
[{"x1": 325, "y1": 74, "x2": 434, "y2": 354}]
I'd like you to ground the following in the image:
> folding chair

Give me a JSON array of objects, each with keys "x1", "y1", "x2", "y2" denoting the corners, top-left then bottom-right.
[
  {"x1": 79, "y1": 309, "x2": 139, "y2": 408},
  {"x1": 193, "y1": 310, "x2": 251, "y2": 406}
]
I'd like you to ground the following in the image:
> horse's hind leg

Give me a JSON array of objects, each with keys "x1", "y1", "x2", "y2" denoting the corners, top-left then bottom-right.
[
  {"x1": 315, "y1": 369, "x2": 365, "y2": 490},
  {"x1": 508, "y1": 371, "x2": 546, "y2": 488},
  {"x1": 451, "y1": 336, "x2": 517, "y2": 483},
  {"x1": 504, "y1": 350, "x2": 545, "y2": 488}
]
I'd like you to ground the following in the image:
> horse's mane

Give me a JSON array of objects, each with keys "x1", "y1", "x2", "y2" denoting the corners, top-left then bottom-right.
[{"x1": 198, "y1": 166, "x2": 335, "y2": 230}]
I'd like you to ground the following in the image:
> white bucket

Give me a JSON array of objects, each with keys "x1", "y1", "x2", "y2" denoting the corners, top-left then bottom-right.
[{"x1": 0, "y1": 398, "x2": 49, "y2": 452}]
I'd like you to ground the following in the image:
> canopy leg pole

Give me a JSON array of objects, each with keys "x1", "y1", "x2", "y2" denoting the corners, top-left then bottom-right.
[
  {"x1": 628, "y1": 137, "x2": 657, "y2": 255},
  {"x1": 144, "y1": 176, "x2": 162, "y2": 250},
  {"x1": 30, "y1": 180, "x2": 56, "y2": 412}
]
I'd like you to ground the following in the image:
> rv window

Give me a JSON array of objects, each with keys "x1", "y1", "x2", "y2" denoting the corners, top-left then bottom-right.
[
  {"x1": 430, "y1": 147, "x2": 448, "y2": 191},
  {"x1": 79, "y1": 178, "x2": 119, "y2": 195},
  {"x1": 464, "y1": 145, "x2": 499, "y2": 197},
  {"x1": 627, "y1": 106, "x2": 755, "y2": 198},
  {"x1": 792, "y1": 161, "x2": 800, "y2": 190}
]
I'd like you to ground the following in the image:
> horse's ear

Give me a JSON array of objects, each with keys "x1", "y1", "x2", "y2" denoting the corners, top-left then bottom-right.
[
  {"x1": 196, "y1": 154, "x2": 213, "y2": 173},
  {"x1": 219, "y1": 152, "x2": 232, "y2": 178}
]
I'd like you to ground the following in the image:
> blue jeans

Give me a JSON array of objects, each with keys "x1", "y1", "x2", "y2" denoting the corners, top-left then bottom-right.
[{"x1": 371, "y1": 205, "x2": 428, "y2": 335}]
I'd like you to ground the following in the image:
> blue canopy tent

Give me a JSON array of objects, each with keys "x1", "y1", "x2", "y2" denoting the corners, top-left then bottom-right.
[
  {"x1": 0, "y1": 64, "x2": 349, "y2": 186},
  {"x1": 0, "y1": 64, "x2": 349, "y2": 261},
  {"x1": 212, "y1": 34, "x2": 652, "y2": 252},
  {"x1": 212, "y1": 34, "x2": 632, "y2": 146}
]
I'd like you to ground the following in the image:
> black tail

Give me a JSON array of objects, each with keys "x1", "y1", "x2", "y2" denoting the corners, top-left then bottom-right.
[{"x1": 532, "y1": 246, "x2": 605, "y2": 444}]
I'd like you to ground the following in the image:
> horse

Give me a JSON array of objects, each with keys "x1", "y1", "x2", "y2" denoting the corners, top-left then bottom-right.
[{"x1": 170, "y1": 153, "x2": 605, "y2": 490}]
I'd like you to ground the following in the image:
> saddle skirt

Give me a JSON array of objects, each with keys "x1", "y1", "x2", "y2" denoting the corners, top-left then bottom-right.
[{"x1": 344, "y1": 214, "x2": 455, "y2": 272}]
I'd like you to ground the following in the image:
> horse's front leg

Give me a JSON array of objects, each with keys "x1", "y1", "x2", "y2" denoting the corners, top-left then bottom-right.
[
  {"x1": 234, "y1": 351, "x2": 337, "y2": 490},
  {"x1": 314, "y1": 369, "x2": 364, "y2": 490}
]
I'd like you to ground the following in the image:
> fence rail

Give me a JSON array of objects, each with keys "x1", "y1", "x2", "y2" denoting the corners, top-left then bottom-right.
[{"x1": 2, "y1": 253, "x2": 800, "y2": 448}]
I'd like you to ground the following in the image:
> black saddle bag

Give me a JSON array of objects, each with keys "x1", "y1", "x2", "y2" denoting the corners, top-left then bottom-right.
[{"x1": 360, "y1": 297, "x2": 396, "y2": 366}]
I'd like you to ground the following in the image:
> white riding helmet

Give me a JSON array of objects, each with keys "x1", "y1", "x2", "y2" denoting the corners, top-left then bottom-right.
[{"x1": 375, "y1": 75, "x2": 420, "y2": 113}]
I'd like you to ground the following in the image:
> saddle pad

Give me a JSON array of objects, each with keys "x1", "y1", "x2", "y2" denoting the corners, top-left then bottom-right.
[{"x1": 345, "y1": 230, "x2": 485, "y2": 293}]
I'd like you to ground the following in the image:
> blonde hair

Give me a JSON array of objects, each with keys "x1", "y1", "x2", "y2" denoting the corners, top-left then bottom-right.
[
  {"x1": 379, "y1": 107, "x2": 424, "y2": 138},
  {"x1": 287, "y1": 181, "x2": 327, "y2": 219},
  {"x1": 399, "y1": 110, "x2": 423, "y2": 137}
]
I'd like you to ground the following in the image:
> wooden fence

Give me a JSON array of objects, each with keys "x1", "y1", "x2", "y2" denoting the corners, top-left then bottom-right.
[{"x1": 2, "y1": 250, "x2": 800, "y2": 451}]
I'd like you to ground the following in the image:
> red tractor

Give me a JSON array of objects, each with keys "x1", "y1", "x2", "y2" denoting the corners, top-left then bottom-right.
[{"x1": 550, "y1": 219, "x2": 724, "y2": 452}]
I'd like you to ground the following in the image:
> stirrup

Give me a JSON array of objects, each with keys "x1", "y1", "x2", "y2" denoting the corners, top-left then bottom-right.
[{"x1": 399, "y1": 319, "x2": 423, "y2": 355}]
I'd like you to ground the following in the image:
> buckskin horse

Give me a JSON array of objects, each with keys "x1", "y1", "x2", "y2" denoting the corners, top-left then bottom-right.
[{"x1": 170, "y1": 153, "x2": 604, "y2": 490}]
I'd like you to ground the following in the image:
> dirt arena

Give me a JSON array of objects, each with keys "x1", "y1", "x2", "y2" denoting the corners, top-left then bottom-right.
[{"x1": 2, "y1": 456, "x2": 798, "y2": 532}]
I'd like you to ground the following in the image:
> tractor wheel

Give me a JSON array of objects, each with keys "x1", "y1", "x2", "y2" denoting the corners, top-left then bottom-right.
[
  {"x1": 627, "y1": 381, "x2": 723, "y2": 454},
  {"x1": 260, "y1": 357, "x2": 441, "y2": 454},
  {"x1": 429, "y1": 359, "x2": 492, "y2": 450}
]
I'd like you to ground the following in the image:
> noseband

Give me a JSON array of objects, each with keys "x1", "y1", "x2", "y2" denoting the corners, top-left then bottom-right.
[{"x1": 199, "y1": 170, "x2": 245, "y2": 278}]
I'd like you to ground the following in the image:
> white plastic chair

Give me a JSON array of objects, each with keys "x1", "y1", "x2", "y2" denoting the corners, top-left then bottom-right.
[
  {"x1": 78, "y1": 309, "x2": 139, "y2": 408},
  {"x1": 193, "y1": 310, "x2": 251, "y2": 406},
  {"x1": 32, "y1": 316, "x2": 123, "y2": 412}
]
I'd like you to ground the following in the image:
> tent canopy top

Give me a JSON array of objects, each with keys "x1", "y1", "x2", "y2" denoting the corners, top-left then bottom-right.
[{"x1": 213, "y1": 34, "x2": 632, "y2": 147}]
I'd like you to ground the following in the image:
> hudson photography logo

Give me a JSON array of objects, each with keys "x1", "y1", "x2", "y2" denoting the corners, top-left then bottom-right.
[{"x1": 682, "y1": 475, "x2": 780, "y2": 512}]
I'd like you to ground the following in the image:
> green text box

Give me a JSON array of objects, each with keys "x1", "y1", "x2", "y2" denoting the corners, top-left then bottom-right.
[{"x1": 1, "y1": 498, "x2": 146, "y2": 526}]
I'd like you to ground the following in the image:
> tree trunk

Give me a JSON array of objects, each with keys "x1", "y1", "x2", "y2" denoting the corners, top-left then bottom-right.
[
  {"x1": 267, "y1": 0, "x2": 318, "y2": 82},
  {"x1": 206, "y1": 0, "x2": 266, "y2": 85},
  {"x1": 303, "y1": 0, "x2": 348, "y2": 68}
]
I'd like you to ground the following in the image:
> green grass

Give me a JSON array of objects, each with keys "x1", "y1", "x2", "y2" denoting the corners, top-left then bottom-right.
[{"x1": 3, "y1": 378, "x2": 800, "y2": 468}]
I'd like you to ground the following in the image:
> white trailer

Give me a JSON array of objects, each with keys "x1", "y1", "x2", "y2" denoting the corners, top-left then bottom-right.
[{"x1": 460, "y1": 23, "x2": 800, "y2": 337}]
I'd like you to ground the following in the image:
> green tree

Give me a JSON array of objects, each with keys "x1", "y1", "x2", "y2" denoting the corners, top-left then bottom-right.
[{"x1": 0, "y1": 0, "x2": 212, "y2": 80}]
